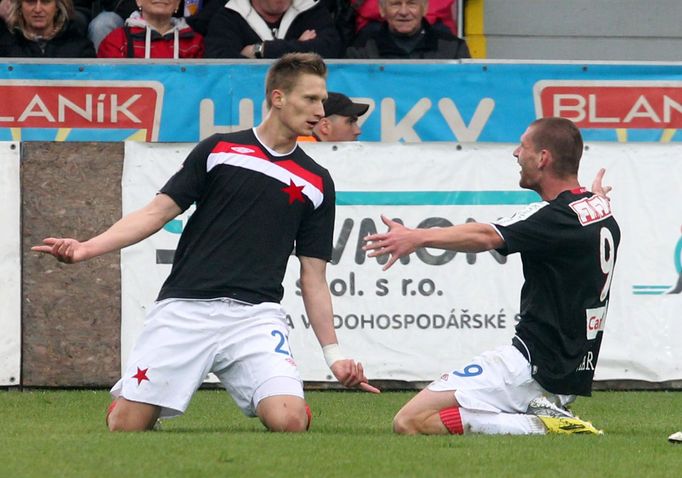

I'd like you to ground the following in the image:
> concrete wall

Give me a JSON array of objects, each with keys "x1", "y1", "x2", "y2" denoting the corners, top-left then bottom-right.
[
  {"x1": 21, "y1": 142, "x2": 123, "y2": 387},
  {"x1": 480, "y1": 0, "x2": 682, "y2": 61}
]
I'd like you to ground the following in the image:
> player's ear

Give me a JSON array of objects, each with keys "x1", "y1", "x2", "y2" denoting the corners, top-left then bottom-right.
[
  {"x1": 537, "y1": 149, "x2": 550, "y2": 169},
  {"x1": 271, "y1": 89, "x2": 285, "y2": 109}
]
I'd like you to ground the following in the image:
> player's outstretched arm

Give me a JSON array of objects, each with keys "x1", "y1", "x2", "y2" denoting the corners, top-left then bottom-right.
[
  {"x1": 363, "y1": 215, "x2": 503, "y2": 270},
  {"x1": 591, "y1": 168, "x2": 612, "y2": 200},
  {"x1": 298, "y1": 255, "x2": 380, "y2": 394},
  {"x1": 32, "y1": 194, "x2": 182, "y2": 264},
  {"x1": 363, "y1": 216, "x2": 420, "y2": 270}
]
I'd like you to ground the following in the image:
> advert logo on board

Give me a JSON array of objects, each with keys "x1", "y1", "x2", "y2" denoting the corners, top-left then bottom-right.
[
  {"x1": 0, "y1": 80, "x2": 164, "y2": 141},
  {"x1": 533, "y1": 80, "x2": 682, "y2": 129}
]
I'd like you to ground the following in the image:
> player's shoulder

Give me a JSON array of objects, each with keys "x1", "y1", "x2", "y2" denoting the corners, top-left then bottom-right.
[
  {"x1": 194, "y1": 131, "x2": 246, "y2": 150},
  {"x1": 210, "y1": 129, "x2": 255, "y2": 144},
  {"x1": 197, "y1": 130, "x2": 262, "y2": 154},
  {"x1": 559, "y1": 189, "x2": 617, "y2": 227},
  {"x1": 494, "y1": 200, "x2": 549, "y2": 227}
]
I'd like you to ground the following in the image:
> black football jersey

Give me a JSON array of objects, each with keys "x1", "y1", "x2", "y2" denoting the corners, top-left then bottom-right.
[
  {"x1": 493, "y1": 188, "x2": 620, "y2": 396},
  {"x1": 156, "y1": 129, "x2": 335, "y2": 304}
]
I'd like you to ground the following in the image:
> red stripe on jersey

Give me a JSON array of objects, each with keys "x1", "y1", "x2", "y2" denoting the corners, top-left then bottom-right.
[
  {"x1": 211, "y1": 141, "x2": 270, "y2": 161},
  {"x1": 276, "y1": 160, "x2": 324, "y2": 192}
]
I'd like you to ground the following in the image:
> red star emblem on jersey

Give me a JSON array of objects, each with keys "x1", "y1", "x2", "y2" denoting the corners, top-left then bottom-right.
[
  {"x1": 282, "y1": 180, "x2": 305, "y2": 205},
  {"x1": 132, "y1": 367, "x2": 150, "y2": 385}
]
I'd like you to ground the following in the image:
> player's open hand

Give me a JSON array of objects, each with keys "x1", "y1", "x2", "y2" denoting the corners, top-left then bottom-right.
[
  {"x1": 331, "y1": 359, "x2": 381, "y2": 394},
  {"x1": 32, "y1": 237, "x2": 89, "y2": 264},
  {"x1": 591, "y1": 168, "x2": 612, "y2": 200},
  {"x1": 363, "y1": 215, "x2": 418, "y2": 271}
]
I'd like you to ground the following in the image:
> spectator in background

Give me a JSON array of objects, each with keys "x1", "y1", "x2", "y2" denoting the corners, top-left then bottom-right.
[
  {"x1": 204, "y1": 0, "x2": 342, "y2": 59},
  {"x1": 345, "y1": 0, "x2": 469, "y2": 59},
  {"x1": 336, "y1": 0, "x2": 457, "y2": 46},
  {"x1": 299, "y1": 91, "x2": 369, "y2": 142},
  {"x1": 97, "y1": 0, "x2": 204, "y2": 59},
  {"x1": 0, "y1": 0, "x2": 95, "y2": 57},
  {"x1": 88, "y1": 0, "x2": 219, "y2": 51}
]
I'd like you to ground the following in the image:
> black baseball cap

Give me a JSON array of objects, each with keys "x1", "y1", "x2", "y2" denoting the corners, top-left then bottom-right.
[{"x1": 323, "y1": 92, "x2": 369, "y2": 118}]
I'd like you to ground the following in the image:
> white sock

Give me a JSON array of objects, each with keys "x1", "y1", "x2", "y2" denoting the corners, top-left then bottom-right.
[{"x1": 459, "y1": 408, "x2": 547, "y2": 435}]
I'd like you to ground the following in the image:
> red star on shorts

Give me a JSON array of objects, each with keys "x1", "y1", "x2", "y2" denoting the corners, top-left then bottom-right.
[
  {"x1": 282, "y1": 180, "x2": 305, "y2": 204},
  {"x1": 132, "y1": 367, "x2": 150, "y2": 385}
]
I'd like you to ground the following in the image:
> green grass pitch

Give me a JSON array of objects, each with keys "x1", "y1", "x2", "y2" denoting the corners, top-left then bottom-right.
[{"x1": 1, "y1": 389, "x2": 680, "y2": 477}]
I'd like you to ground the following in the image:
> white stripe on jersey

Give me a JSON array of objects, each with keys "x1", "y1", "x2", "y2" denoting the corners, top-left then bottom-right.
[
  {"x1": 492, "y1": 201, "x2": 549, "y2": 227},
  {"x1": 207, "y1": 151, "x2": 324, "y2": 208}
]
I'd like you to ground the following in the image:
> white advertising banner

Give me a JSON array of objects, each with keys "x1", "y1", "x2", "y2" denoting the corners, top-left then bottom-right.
[
  {"x1": 0, "y1": 142, "x2": 20, "y2": 386},
  {"x1": 121, "y1": 141, "x2": 682, "y2": 383}
]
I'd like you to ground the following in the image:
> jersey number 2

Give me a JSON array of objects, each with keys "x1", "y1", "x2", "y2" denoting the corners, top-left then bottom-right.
[{"x1": 271, "y1": 330, "x2": 291, "y2": 356}]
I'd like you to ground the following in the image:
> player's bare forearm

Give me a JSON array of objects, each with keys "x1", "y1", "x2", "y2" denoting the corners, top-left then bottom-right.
[
  {"x1": 32, "y1": 194, "x2": 181, "y2": 263},
  {"x1": 86, "y1": 195, "x2": 181, "y2": 255},
  {"x1": 299, "y1": 255, "x2": 380, "y2": 394},
  {"x1": 419, "y1": 222, "x2": 503, "y2": 252},
  {"x1": 299, "y1": 256, "x2": 338, "y2": 347},
  {"x1": 363, "y1": 215, "x2": 503, "y2": 270}
]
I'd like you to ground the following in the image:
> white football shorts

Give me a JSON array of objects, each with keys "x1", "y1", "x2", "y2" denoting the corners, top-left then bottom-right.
[
  {"x1": 428, "y1": 344, "x2": 555, "y2": 413},
  {"x1": 110, "y1": 298, "x2": 303, "y2": 418}
]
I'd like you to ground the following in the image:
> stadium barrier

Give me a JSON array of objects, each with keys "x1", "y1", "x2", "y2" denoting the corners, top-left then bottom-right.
[
  {"x1": 2, "y1": 60, "x2": 682, "y2": 144},
  {"x1": 5, "y1": 141, "x2": 681, "y2": 389}
]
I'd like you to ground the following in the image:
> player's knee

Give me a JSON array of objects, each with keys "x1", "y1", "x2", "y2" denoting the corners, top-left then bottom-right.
[
  {"x1": 393, "y1": 411, "x2": 419, "y2": 435},
  {"x1": 264, "y1": 408, "x2": 308, "y2": 433},
  {"x1": 107, "y1": 413, "x2": 153, "y2": 432},
  {"x1": 106, "y1": 410, "x2": 132, "y2": 432},
  {"x1": 106, "y1": 403, "x2": 156, "y2": 432},
  {"x1": 107, "y1": 415, "x2": 131, "y2": 432}
]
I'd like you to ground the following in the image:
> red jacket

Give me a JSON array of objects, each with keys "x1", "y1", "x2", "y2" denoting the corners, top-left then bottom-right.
[{"x1": 98, "y1": 12, "x2": 204, "y2": 59}]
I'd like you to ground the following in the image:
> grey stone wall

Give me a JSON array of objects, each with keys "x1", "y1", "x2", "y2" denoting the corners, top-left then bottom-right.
[{"x1": 21, "y1": 142, "x2": 123, "y2": 387}]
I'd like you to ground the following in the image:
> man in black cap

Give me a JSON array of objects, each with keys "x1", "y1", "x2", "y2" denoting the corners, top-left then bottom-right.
[{"x1": 299, "y1": 91, "x2": 370, "y2": 142}]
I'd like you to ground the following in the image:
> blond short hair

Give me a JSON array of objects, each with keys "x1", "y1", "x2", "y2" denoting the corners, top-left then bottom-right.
[{"x1": 265, "y1": 53, "x2": 327, "y2": 108}]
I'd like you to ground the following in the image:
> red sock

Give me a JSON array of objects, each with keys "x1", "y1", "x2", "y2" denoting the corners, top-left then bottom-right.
[
  {"x1": 106, "y1": 400, "x2": 118, "y2": 426},
  {"x1": 439, "y1": 407, "x2": 464, "y2": 435},
  {"x1": 305, "y1": 403, "x2": 312, "y2": 431}
]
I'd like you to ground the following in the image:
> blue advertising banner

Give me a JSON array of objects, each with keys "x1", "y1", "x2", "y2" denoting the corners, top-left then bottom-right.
[{"x1": 1, "y1": 60, "x2": 682, "y2": 143}]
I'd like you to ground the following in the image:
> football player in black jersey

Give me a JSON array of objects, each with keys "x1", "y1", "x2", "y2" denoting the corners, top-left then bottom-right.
[
  {"x1": 34, "y1": 53, "x2": 379, "y2": 433},
  {"x1": 365, "y1": 117, "x2": 619, "y2": 436}
]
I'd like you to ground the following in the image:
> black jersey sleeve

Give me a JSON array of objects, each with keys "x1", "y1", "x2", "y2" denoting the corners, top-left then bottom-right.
[
  {"x1": 159, "y1": 135, "x2": 220, "y2": 212},
  {"x1": 492, "y1": 201, "x2": 566, "y2": 256},
  {"x1": 294, "y1": 171, "x2": 335, "y2": 261}
]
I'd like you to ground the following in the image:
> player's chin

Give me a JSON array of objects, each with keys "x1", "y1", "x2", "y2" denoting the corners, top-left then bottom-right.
[{"x1": 300, "y1": 121, "x2": 317, "y2": 134}]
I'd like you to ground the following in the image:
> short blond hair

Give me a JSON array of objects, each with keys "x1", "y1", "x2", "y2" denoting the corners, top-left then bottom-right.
[{"x1": 265, "y1": 53, "x2": 327, "y2": 108}]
